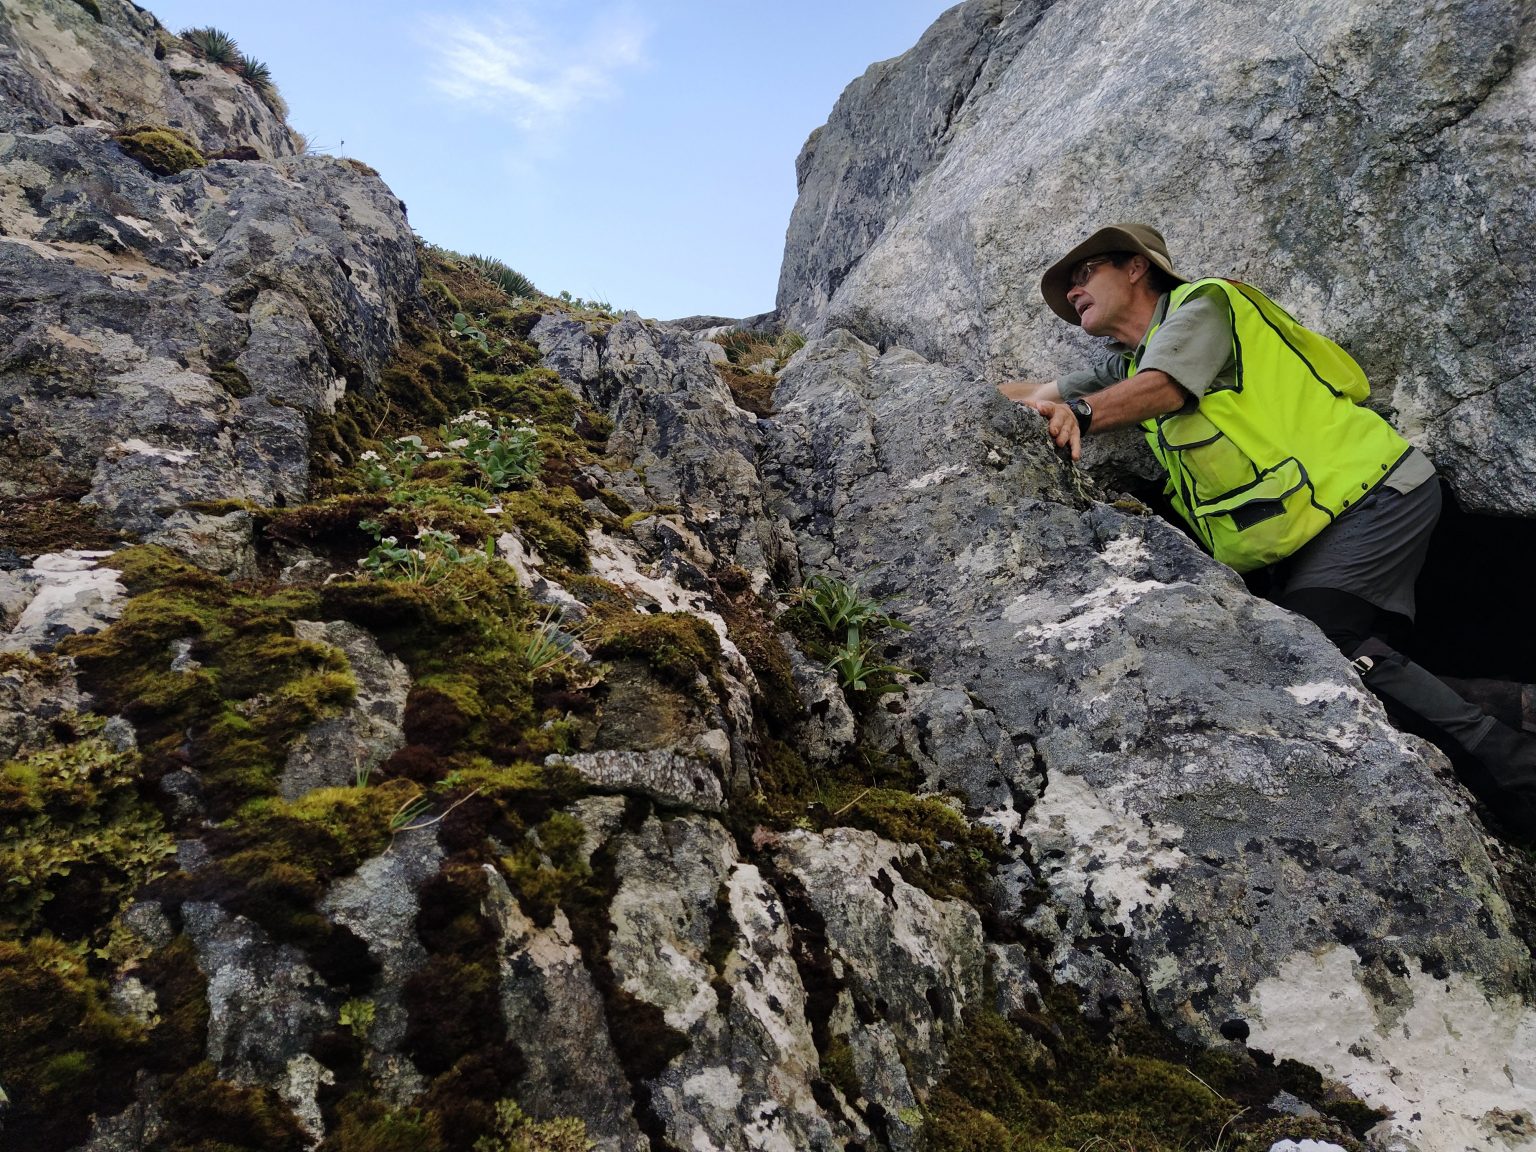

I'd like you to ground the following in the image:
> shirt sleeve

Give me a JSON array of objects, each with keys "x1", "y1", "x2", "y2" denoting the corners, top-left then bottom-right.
[
  {"x1": 1058, "y1": 353, "x2": 1126, "y2": 400},
  {"x1": 1134, "y1": 286, "x2": 1235, "y2": 399}
]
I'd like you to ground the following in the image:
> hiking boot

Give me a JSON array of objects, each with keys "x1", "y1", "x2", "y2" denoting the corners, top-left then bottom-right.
[
  {"x1": 1469, "y1": 719, "x2": 1536, "y2": 798},
  {"x1": 1439, "y1": 677, "x2": 1536, "y2": 735}
]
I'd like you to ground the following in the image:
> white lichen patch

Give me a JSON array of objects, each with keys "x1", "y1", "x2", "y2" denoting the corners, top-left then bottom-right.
[
  {"x1": 681, "y1": 1065, "x2": 745, "y2": 1113},
  {"x1": 1025, "y1": 772, "x2": 1189, "y2": 933},
  {"x1": 113, "y1": 438, "x2": 196, "y2": 464},
  {"x1": 2, "y1": 551, "x2": 125, "y2": 653},
  {"x1": 1010, "y1": 578, "x2": 1165, "y2": 650},
  {"x1": 953, "y1": 540, "x2": 1002, "y2": 576},
  {"x1": 280, "y1": 1054, "x2": 334, "y2": 1140},
  {"x1": 1247, "y1": 945, "x2": 1536, "y2": 1151},
  {"x1": 1284, "y1": 681, "x2": 1362, "y2": 706},
  {"x1": 905, "y1": 462, "x2": 968, "y2": 489},
  {"x1": 725, "y1": 863, "x2": 819, "y2": 1068},
  {"x1": 113, "y1": 214, "x2": 164, "y2": 241},
  {"x1": 1097, "y1": 534, "x2": 1149, "y2": 571}
]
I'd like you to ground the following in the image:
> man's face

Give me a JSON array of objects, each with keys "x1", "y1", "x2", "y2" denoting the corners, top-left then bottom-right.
[{"x1": 1066, "y1": 256, "x2": 1134, "y2": 336}]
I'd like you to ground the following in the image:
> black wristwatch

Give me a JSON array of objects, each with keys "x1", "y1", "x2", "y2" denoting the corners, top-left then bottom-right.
[{"x1": 1069, "y1": 398, "x2": 1093, "y2": 436}]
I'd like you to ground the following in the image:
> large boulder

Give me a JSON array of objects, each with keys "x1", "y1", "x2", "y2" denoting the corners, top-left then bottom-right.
[
  {"x1": 762, "y1": 329, "x2": 1536, "y2": 1149},
  {"x1": 777, "y1": 0, "x2": 1536, "y2": 514}
]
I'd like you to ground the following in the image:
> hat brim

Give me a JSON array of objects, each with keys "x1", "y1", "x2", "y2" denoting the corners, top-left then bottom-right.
[{"x1": 1040, "y1": 226, "x2": 1187, "y2": 326}]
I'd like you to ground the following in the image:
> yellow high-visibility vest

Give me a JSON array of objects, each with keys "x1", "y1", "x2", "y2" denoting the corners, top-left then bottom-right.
[{"x1": 1133, "y1": 278, "x2": 1413, "y2": 573}]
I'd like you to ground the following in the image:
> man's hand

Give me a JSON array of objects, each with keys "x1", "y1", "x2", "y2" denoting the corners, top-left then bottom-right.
[
  {"x1": 1019, "y1": 371, "x2": 1188, "y2": 463},
  {"x1": 1026, "y1": 399, "x2": 1083, "y2": 461}
]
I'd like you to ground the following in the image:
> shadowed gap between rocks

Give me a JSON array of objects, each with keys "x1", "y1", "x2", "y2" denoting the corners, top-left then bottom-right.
[{"x1": 1108, "y1": 472, "x2": 1536, "y2": 683}]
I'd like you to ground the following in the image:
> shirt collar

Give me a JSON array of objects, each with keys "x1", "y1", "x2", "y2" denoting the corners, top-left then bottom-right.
[{"x1": 1108, "y1": 293, "x2": 1171, "y2": 362}]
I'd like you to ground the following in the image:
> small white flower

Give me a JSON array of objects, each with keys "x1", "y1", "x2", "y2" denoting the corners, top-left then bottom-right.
[
  {"x1": 359, "y1": 450, "x2": 380, "y2": 461},
  {"x1": 381, "y1": 536, "x2": 398, "y2": 546},
  {"x1": 448, "y1": 438, "x2": 470, "y2": 450},
  {"x1": 426, "y1": 451, "x2": 444, "y2": 459}
]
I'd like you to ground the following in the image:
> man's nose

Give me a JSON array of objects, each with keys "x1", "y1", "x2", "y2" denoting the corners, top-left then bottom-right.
[{"x1": 1066, "y1": 284, "x2": 1086, "y2": 304}]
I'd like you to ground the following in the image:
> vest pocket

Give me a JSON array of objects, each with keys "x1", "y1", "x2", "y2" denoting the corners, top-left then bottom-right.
[
  {"x1": 1154, "y1": 410, "x2": 1257, "y2": 498},
  {"x1": 1188, "y1": 457, "x2": 1332, "y2": 572}
]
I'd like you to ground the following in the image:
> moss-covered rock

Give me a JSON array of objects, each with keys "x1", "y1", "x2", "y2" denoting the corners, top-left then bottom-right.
[
  {"x1": 114, "y1": 126, "x2": 207, "y2": 176},
  {"x1": 0, "y1": 716, "x2": 175, "y2": 943},
  {"x1": 0, "y1": 935, "x2": 147, "y2": 1151},
  {"x1": 60, "y1": 546, "x2": 356, "y2": 819}
]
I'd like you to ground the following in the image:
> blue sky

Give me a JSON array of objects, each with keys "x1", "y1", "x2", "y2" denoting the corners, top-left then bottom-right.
[{"x1": 142, "y1": 1, "x2": 953, "y2": 319}]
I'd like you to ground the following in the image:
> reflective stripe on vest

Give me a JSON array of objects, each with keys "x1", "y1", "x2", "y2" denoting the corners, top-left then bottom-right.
[{"x1": 1133, "y1": 278, "x2": 1412, "y2": 573}]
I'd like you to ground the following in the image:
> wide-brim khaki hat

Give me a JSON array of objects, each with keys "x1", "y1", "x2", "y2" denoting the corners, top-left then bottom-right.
[{"x1": 1040, "y1": 223, "x2": 1187, "y2": 326}]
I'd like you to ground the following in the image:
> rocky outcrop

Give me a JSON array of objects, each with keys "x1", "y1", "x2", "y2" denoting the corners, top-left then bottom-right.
[
  {"x1": 1, "y1": 0, "x2": 299, "y2": 158},
  {"x1": 777, "y1": 0, "x2": 1536, "y2": 515},
  {"x1": 0, "y1": 124, "x2": 418, "y2": 540},
  {"x1": 1, "y1": 0, "x2": 417, "y2": 550},
  {"x1": 532, "y1": 313, "x2": 799, "y2": 584},
  {"x1": 761, "y1": 329, "x2": 1536, "y2": 1148},
  {"x1": 6, "y1": 3, "x2": 1536, "y2": 1151}
]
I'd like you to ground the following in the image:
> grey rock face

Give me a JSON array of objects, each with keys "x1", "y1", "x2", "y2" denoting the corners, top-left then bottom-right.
[
  {"x1": 181, "y1": 901, "x2": 335, "y2": 1138},
  {"x1": 777, "y1": 0, "x2": 1033, "y2": 339},
  {"x1": 482, "y1": 866, "x2": 645, "y2": 1152},
  {"x1": 773, "y1": 827, "x2": 986, "y2": 1098},
  {"x1": 778, "y1": 0, "x2": 1536, "y2": 514},
  {"x1": 0, "y1": 0, "x2": 299, "y2": 158},
  {"x1": 281, "y1": 620, "x2": 410, "y2": 801},
  {"x1": 0, "y1": 120, "x2": 417, "y2": 538},
  {"x1": 763, "y1": 329, "x2": 1536, "y2": 1146},
  {"x1": 546, "y1": 747, "x2": 727, "y2": 812},
  {"x1": 318, "y1": 831, "x2": 444, "y2": 1104},
  {"x1": 606, "y1": 814, "x2": 841, "y2": 1152},
  {"x1": 532, "y1": 314, "x2": 799, "y2": 583}
]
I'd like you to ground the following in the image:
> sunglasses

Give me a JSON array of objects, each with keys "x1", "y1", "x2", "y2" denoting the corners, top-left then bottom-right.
[{"x1": 1069, "y1": 256, "x2": 1117, "y2": 288}]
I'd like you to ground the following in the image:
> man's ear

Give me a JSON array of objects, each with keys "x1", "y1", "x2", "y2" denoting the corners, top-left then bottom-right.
[{"x1": 1127, "y1": 254, "x2": 1150, "y2": 283}]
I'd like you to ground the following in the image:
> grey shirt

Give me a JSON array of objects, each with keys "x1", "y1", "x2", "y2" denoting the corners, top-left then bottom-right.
[{"x1": 1057, "y1": 287, "x2": 1434, "y2": 493}]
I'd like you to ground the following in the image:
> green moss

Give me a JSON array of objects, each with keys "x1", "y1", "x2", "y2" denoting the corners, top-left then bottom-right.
[
  {"x1": 590, "y1": 610, "x2": 720, "y2": 689},
  {"x1": 0, "y1": 487, "x2": 129, "y2": 553},
  {"x1": 499, "y1": 809, "x2": 591, "y2": 927},
  {"x1": 819, "y1": 1034, "x2": 860, "y2": 1103},
  {"x1": 1233, "y1": 1116, "x2": 1366, "y2": 1151},
  {"x1": 60, "y1": 545, "x2": 355, "y2": 818},
  {"x1": 210, "y1": 360, "x2": 252, "y2": 398},
  {"x1": 919, "y1": 986, "x2": 1387, "y2": 1152},
  {"x1": 474, "y1": 1099, "x2": 592, "y2": 1152},
  {"x1": 156, "y1": 1062, "x2": 309, "y2": 1152},
  {"x1": 324, "y1": 1096, "x2": 447, "y2": 1152},
  {"x1": 0, "y1": 935, "x2": 146, "y2": 1150},
  {"x1": 138, "y1": 936, "x2": 212, "y2": 1074},
  {"x1": 498, "y1": 488, "x2": 591, "y2": 572},
  {"x1": 561, "y1": 573, "x2": 632, "y2": 609},
  {"x1": 114, "y1": 127, "x2": 207, "y2": 176},
  {"x1": 402, "y1": 864, "x2": 523, "y2": 1148},
  {"x1": 424, "y1": 278, "x2": 462, "y2": 316},
  {"x1": 0, "y1": 717, "x2": 175, "y2": 943}
]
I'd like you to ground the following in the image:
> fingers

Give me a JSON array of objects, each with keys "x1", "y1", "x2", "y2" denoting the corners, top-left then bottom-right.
[{"x1": 1030, "y1": 401, "x2": 1081, "y2": 461}]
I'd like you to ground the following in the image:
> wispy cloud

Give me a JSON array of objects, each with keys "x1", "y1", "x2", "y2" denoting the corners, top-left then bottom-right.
[{"x1": 425, "y1": 2, "x2": 648, "y2": 131}]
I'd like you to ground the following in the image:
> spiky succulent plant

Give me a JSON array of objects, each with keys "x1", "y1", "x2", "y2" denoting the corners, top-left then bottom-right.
[{"x1": 179, "y1": 26, "x2": 238, "y2": 65}]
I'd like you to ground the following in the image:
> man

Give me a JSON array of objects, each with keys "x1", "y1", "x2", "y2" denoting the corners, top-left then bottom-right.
[{"x1": 1005, "y1": 223, "x2": 1536, "y2": 832}]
